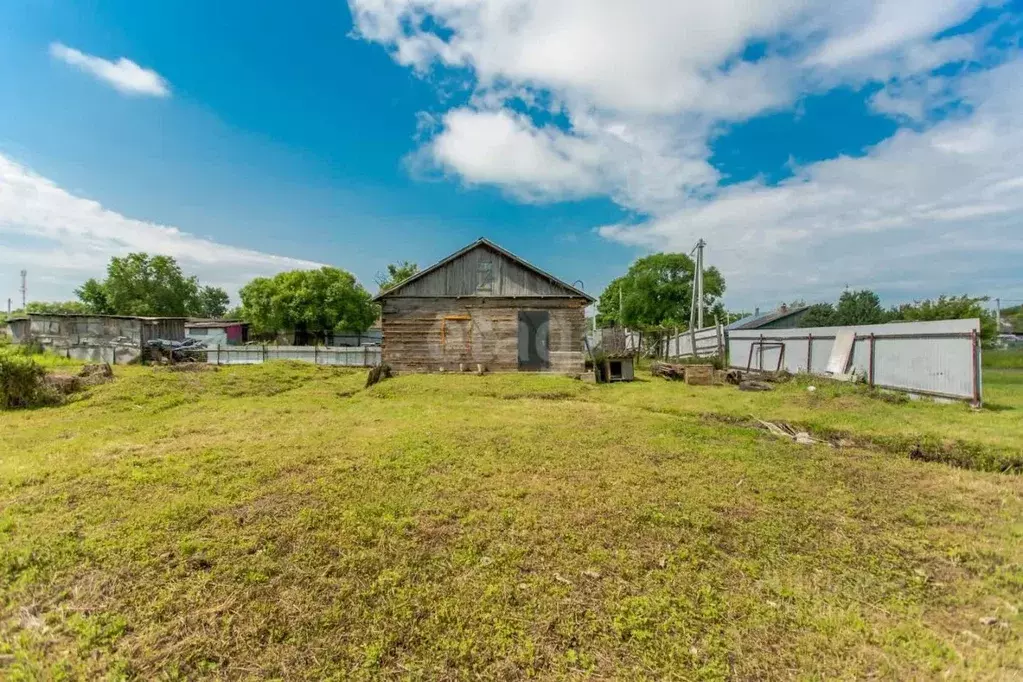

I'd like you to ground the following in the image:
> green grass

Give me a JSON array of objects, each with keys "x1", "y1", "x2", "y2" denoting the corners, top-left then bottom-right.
[
  {"x1": 1, "y1": 363, "x2": 1022, "y2": 679},
  {"x1": 984, "y1": 348, "x2": 1023, "y2": 370}
]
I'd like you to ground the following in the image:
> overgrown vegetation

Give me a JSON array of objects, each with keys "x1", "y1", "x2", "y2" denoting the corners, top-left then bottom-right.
[
  {"x1": 984, "y1": 348, "x2": 1023, "y2": 370},
  {"x1": 1, "y1": 363, "x2": 1021, "y2": 678},
  {"x1": 0, "y1": 348, "x2": 55, "y2": 409}
]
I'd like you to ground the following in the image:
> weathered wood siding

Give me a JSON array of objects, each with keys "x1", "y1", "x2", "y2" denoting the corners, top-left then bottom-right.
[
  {"x1": 395, "y1": 244, "x2": 575, "y2": 297},
  {"x1": 381, "y1": 297, "x2": 587, "y2": 374}
]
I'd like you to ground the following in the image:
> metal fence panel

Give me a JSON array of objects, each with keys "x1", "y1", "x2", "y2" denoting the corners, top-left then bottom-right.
[
  {"x1": 726, "y1": 319, "x2": 981, "y2": 402},
  {"x1": 206, "y1": 345, "x2": 381, "y2": 367}
]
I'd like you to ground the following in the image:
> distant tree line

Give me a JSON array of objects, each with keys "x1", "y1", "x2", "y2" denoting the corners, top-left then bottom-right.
[
  {"x1": 797, "y1": 290, "x2": 998, "y2": 342},
  {"x1": 3, "y1": 253, "x2": 426, "y2": 337}
]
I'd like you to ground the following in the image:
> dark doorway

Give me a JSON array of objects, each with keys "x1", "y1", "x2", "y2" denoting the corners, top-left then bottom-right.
[{"x1": 518, "y1": 311, "x2": 549, "y2": 371}]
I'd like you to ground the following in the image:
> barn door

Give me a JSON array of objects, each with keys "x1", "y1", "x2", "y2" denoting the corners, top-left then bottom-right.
[{"x1": 518, "y1": 311, "x2": 549, "y2": 371}]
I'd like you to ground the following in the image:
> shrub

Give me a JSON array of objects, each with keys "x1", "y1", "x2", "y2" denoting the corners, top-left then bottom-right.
[{"x1": 0, "y1": 350, "x2": 57, "y2": 409}]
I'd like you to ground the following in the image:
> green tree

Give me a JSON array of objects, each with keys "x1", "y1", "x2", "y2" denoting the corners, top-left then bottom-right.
[
  {"x1": 595, "y1": 276, "x2": 626, "y2": 327},
  {"x1": 800, "y1": 302, "x2": 836, "y2": 327},
  {"x1": 76, "y1": 254, "x2": 201, "y2": 316},
  {"x1": 596, "y1": 253, "x2": 725, "y2": 330},
  {"x1": 196, "y1": 286, "x2": 230, "y2": 319},
  {"x1": 832, "y1": 290, "x2": 891, "y2": 326},
  {"x1": 75, "y1": 278, "x2": 112, "y2": 314},
  {"x1": 240, "y1": 267, "x2": 376, "y2": 339},
  {"x1": 1002, "y1": 304, "x2": 1023, "y2": 333},
  {"x1": 892, "y1": 295, "x2": 997, "y2": 343},
  {"x1": 224, "y1": 305, "x2": 246, "y2": 321},
  {"x1": 24, "y1": 301, "x2": 94, "y2": 315},
  {"x1": 375, "y1": 261, "x2": 419, "y2": 292}
]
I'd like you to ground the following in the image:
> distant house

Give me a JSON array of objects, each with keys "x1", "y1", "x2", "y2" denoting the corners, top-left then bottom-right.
[
  {"x1": 185, "y1": 320, "x2": 250, "y2": 346},
  {"x1": 725, "y1": 305, "x2": 811, "y2": 331},
  {"x1": 6, "y1": 313, "x2": 186, "y2": 364},
  {"x1": 373, "y1": 238, "x2": 595, "y2": 374}
]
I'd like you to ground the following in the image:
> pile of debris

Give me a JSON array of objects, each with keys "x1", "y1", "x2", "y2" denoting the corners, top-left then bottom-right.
[
  {"x1": 44, "y1": 363, "x2": 115, "y2": 396},
  {"x1": 147, "y1": 338, "x2": 205, "y2": 364},
  {"x1": 651, "y1": 362, "x2": 716, "y2": 385},
  {"x1": 753, "y1": 418, "x2": 826, "y2": 446}
]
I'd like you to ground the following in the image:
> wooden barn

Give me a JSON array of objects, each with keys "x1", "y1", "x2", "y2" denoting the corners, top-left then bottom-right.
[{"x1": 374, "y1": 238, "x2": 595, "y2": 374}]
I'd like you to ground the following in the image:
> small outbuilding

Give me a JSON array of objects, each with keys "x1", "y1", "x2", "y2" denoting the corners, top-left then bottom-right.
[
  {"x1": 185, "y1": 320, "x2": 250, "y2": 346},
  {"x1": 373, "y1": 238, "x2": 595, "y2": 374},
  {"x1": 6, "y1": 313, "x2": 186, "y2": 364}
]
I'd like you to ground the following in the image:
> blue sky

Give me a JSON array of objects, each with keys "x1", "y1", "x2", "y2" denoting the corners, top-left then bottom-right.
[{"x1": 1, "y1": 0, "x2": 1022, "y2": 312}]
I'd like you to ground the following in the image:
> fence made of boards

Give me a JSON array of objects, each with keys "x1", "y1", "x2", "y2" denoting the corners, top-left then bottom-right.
[
  {"x1": 661, "y1": 323, "x2": 725, "y2": 360},
  {"x1": 205, "y1": 345, "x2": 381, "y2": 367}
]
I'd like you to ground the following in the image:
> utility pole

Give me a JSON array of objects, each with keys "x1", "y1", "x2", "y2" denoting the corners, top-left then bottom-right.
[
  {"x1": 996, "y1": 298, "x2": 1001, "y2": 332},
  {"x1": 696, "y1": 239, "x2": 706, "y2": 329},
  {"x1": 19, "y1": 270, "x2": 27, "y2": 309}
]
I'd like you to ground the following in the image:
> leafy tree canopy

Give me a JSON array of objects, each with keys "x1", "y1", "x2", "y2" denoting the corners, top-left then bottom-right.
[
  {"x1": 596, "y1": 253, "x2": 725, "y2": 330},
  {"x1": 239, "y1": 267, "x2": 376, "y2": 336},
  {"x1": 375, "y1": 261, "x2": 419, "y2": 292},
  {"x1": 800, "y1": 302, "x2": 836, "y2": 328},
  {"x1": 832, "y1": 289, "x2": 889, "y2": 326},
  {"x1": 25, "y1": 301, "x2": 94, "y2": 315},
  {"x1": 795, "y1": 291, "x2": 997, "y2": 342},
  {"x1": 74, "y1": 253, "x2": 230, "y2": 318},
  {"x1": 197, "y1": 286, "x2": 231, "y2": 319},
  {"x1": 893, "y1": 295, "x2": 997, "y2": 342}
]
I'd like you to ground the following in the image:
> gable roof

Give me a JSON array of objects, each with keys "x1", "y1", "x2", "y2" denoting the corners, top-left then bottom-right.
[
  {"x1": 372, "y1": 238, "x2": 596, "y2": 302},
  {"x1": 726, "y1": 305, "x2": 810, "y2": 330}
]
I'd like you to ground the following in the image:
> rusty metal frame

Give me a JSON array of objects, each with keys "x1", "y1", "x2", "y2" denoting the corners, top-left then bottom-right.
[{"x1": 746, "y1": 341, "x2": 785, "y2": 372}]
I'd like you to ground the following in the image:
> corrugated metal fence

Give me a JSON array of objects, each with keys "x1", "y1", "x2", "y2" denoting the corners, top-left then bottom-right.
[
  {"x1": 727, "y1": 319, "x2": 982, "y2": 402},
  {"x1": 206, "y1": 345, "x2": 381, "y2": 367}
]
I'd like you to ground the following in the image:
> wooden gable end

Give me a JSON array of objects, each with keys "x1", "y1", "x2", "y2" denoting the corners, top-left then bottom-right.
[{"x1": 387, "y1": 244, "x2": 582, "y2": 298}]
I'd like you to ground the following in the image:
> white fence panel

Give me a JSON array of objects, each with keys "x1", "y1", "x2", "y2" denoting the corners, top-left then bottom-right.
[
  {"x1": 206, "y1": 345, "x2": 381, "y2": 367},
  {"x1": 726, "y1": 319, "x2": 982, "y2": 402},
  {"x1": 663, "y1": 324, "x2": 724, "y2": 359}
]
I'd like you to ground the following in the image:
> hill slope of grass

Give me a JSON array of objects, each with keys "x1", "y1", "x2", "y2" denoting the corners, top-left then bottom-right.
[{"x1": 2, "y1": 363, "x2": 1022, "y2": 679}]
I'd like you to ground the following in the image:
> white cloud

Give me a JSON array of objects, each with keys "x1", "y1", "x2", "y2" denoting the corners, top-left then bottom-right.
[
  {"x1": 600, "y1": 61, "x2": 1023, "y2": 303},
  {"x1": 49, "y1": 43, "x2": 170, "y2": 97},
  {"x1": 0, "y1": 154, "x2": 323, "y2": 302},
  {"x1": 349, "y1": 0, "x2": 1021, "y2": 304}
]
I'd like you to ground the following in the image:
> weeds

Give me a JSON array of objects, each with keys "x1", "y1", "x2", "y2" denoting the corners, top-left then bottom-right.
[
  {"x1": 0, "y1": 362, "x2": 1021, "y2": 678},
  {"x1": 0, "y1": 349, "x2": 58, "y2": 409}
]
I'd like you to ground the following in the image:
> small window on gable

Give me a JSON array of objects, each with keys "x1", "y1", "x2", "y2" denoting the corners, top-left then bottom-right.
[{"x1": 477, "y1": 260, "x2": 494, "y2": 293}]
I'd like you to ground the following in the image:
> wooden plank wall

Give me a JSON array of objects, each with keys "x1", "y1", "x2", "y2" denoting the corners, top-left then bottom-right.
[
  {"x1": 396, "y1": 245, "x2": 573, "y2": 297},
  {"x1": 381, "y1": 297, "x2": 587, "y2": 374}
]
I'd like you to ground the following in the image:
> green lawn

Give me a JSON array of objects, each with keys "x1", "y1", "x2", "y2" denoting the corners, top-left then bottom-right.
[{"x1": 2, "y1": 363, "x2": 1022, "y2": 679}]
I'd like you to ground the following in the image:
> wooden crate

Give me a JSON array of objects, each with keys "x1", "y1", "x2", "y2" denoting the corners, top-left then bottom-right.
[{"x1": 684, "y1": 364, "x2": 715, "y2": 386}]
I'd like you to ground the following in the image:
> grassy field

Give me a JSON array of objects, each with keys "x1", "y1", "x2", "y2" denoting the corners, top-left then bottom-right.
[{"x1": 1, "y1": 361, "x2": 1022, "y2": 679}]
